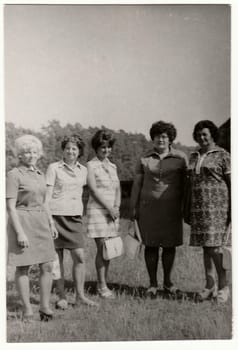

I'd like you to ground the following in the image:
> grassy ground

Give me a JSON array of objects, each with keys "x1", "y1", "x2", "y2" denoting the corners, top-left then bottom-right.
[{"x1": 6, "y1": 219, "x2": 232, "y2": 342}]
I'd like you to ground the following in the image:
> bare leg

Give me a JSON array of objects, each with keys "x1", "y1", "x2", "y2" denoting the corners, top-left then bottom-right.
[
  {"x1": 203, "y1": 247, "x2": 216, "y2": 289},
  {"x1": 144, "y1": 246, "x2": 159, "y2": 287},
  {"x1": 55, "y1": 249, "x2": 67, "y2": 300},
  {"x1": 71, "y1": 248, "x2": 98, "y2": 306},
  {"x1": 162, "y1": 247, "x2": 176, "y2": 287},
  {"x1": 15, "y1": 265, "x2": 33, "y2": 315},
  {"x1": 39, "y1": 261, "x2": 53, "y2": 313},
  {"x1": 210, "y1": 247, "x2": 227, "y2": 290},
  {"x1": 95, "y1": 238, "x2": 110, "y2": 289}
]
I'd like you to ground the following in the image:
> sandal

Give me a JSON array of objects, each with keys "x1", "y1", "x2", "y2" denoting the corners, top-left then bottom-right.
[
  {"x1": 163, "y1": 285, "x2": 180, "y2": 295},
  {"x1": 217, "y1": 286, "x2": 230, "y2": 303},
  {"x1": 145, "y1": 286, "x2": 158, "y2": 297},
  {"x1": 56, "y1": 299, "x2": 68, "y2": 310},
  {"x1": 97, "y1": 286, "x2": 115, "y2": 299}
]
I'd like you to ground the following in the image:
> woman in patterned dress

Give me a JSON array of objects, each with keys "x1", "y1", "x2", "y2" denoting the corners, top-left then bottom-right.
[
  {"x1": 188, "y1": 120, "x2": 231, "y2": 303},
  {"x1": 130, "y1": 121, "x2": 188, "y2": 297},
  {"x1": 87, "y1": 130, "x2": 121, "y2": 298},
  {"x1": 6, "y1": 135, "x2": 58, "y2": 321}
]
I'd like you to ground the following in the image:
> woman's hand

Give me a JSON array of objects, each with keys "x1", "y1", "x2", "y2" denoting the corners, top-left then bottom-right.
[
  {"x1": 107, "y1": 207, "x2": 119, "y2": 221},
  {"x1": 16, "y1": 232, "x2": 29, "y2": 249},
  {"x1": 49, "y1": 221, "x2": 58, "y2": 239}
]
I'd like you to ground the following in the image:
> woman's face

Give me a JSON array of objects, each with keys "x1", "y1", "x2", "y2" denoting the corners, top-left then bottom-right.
[
  {"x1": 153, "y1": 133, "x2": 170, "y2": 152},
  {"x1": 196, "y1": 128, "x2": 214, "y2": 148},
  {"x1": 63, "y1": 142, "x2": 80, "y2": 164},
  {"x1": 96, "y1": 143, "x2": 112, "y2": 160},
  {"x1": 19, "y1": 147, "x2": 40, "y2": 167}
]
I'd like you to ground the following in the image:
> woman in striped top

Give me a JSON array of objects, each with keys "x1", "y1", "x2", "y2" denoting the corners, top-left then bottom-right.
[{"x1": 87, "y1": 130, "x2": 121, "y2": 299}]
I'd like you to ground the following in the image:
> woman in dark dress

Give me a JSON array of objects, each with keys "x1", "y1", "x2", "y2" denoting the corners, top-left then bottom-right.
[{"x1": 130, "y1": 121, "x2": 187, "y2": 296}]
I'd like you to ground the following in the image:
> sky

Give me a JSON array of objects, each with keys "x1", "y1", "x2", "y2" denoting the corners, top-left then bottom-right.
[{"x1": 4, "y1": 4, "x2": 230, "y2": 146}]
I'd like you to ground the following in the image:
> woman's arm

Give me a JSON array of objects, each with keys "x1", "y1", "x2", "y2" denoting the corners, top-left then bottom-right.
[
  {"x1": 87, "y1": 164, "x2": 118, "y2": 220},
  {"x1": 6, "y1": 198, "x2": 29, "y2": 248},
  {"x1": 113, "y1": 183, "x2": 121, "y2": 217},
  {"x1": 44, "y1": 185, "x2": 58, "y2": 239},
  {"x1": 224, "y1": 173, "x2": 231, "y2": 225},
  {"x1": 129, "y1": 174, "x2": 143, "y2": 220}
]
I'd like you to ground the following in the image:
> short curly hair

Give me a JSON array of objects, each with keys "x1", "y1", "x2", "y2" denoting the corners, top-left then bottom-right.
[
  {"x1": 61, "y1": 134, "x2": 85, "y2": 156},
  {"x1": 193, "y1": 120, "x2": 219, "y2": 143},
  {"x1": 91, "y1": 129, "x2": 115, "y2": 152},
  {"x1": 149, "y1": 121, "x2": 177, "y2": 143},
  {"x1": 14, "y1": 134, "x2": 43, "y2": 157}
]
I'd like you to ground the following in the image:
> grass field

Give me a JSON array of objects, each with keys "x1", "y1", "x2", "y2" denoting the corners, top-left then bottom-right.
[{"x1": 6, "y1": 219, "x2": 232, "y2": 342}]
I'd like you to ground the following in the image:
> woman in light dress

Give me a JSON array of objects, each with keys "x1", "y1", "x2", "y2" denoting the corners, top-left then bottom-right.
[
  {"x1": 6, "y1": 135, "x2": 57, "y2": 321},
  {"x1": 87, "y1": 130, "x2": 121, "y2": 298}
]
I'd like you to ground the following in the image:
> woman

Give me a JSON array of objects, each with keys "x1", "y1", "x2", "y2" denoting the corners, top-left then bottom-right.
[
  {"x1": 188, "y1": 120, "x2": 231, "y2": 303},
  {"x1": 130, "y1": 121, "x2": 187, "y2": 296},
  {"x1": 45, "y1": 135, "x2": 97, "y2": 308},
  {"x1": 6, "y1": 135, "x2": 57, "y2": 322},
  {"x1": 87, "y1": 130, "x2": 121, "y2": 299}
]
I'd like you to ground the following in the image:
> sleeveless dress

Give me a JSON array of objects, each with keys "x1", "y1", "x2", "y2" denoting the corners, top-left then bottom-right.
[
  {"x1": 6, "y1": 166, "x2": 55, "y2": 266},
  {"x1": 86, "y1": 157, "x2": 120, "y2": 238}
]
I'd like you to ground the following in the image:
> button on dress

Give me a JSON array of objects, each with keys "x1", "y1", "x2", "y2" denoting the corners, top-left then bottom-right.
[
  {"x1": 6, "y1": 166, "x2": 55, "y2": 266},
  {"x1": 136, "y1": 148, "x2": 187, "y2": 247}
]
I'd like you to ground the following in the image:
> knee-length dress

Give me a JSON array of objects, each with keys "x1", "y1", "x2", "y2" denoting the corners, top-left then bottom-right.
[
  {"x1": 6, "y1": 166, "x2": 55, "y2": 267},
  {"x1": 189, "y1": 146, "x2": 231, "y2": 247},
  {"x1": 136, "y1": 148, "x2": 188, "y2": 247},
  {"x1": 86, "y1": 157, "x2": 120, "y2": 238}
]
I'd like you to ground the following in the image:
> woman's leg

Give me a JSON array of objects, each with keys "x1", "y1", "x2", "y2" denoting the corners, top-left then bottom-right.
[
  {"x1": 15, "y1": 265, "x2": 32, "y2": 315},
  {"x1": 71, "y1": 248, "x2": 98, "y2": 306},
  {"x1": 210, "y1": 247, "x2": 227, "y2": 290},
  {"x1": 162, "y1": 247, "x2": 176, "y2": 288},
  {"x1": 203, "y1": 247, "x2": 216, "y2": 289},
  {"x1": 95, "y1": 238, "x2": 110, "y2": 290},
  {"x1": 144, "y1": 246, "x2": 159, "y2": 287},
  {"x1": 39, "y1": 261, "x2": 53, "y2": 313},
  {"x1": 55, "y1": 248, "x2": 67, "y2": 301}
]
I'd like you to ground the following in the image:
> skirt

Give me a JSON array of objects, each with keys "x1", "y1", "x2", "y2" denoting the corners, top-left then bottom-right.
[
  {"x1": 53, "y1": 215, "x2": 85, "y2": 249},
  {"x1": 7, "y1": 209, "x2": 55, "y2": 267}
]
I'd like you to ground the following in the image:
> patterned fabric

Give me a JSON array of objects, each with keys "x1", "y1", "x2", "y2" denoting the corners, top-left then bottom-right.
[
  {"x1": 46, "y1": 160, "x2": 87, "y2": 216},
  {"x1": 86, "y1": 157, "x2": 120, "y2": 238},
  {"x1": 189, "y1": 146, "x2": 231, "y2": 247},
  {"x1": 135, "y1": 148, "x2": 188, "y2": 247},
  {"x1": 6, "y1": 166, "x2": 55, "y2": 266}
]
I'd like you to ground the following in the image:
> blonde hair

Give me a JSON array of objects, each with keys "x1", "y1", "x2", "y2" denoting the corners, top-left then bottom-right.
[{"x1": 14, "y1": 135, "x2": 43, "y2": 157}]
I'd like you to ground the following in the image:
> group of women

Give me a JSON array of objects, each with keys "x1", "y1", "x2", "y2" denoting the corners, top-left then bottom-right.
[{"x1": 6, "y1": 120, "x2": 231, "y2": 322}]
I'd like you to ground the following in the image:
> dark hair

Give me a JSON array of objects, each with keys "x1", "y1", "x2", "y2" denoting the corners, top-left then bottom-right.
[
  {"x1": 91, "y1": 129, "x2": 115, "y2": 152},
  {"x1": 61, "y1": 134, "x2": 85, "y2": 156},
  {"x1": 193, "y1": 120, "x2": 219, "y2": 143},
  {"x1": 149, "y1": 121, "x2": 177, "y2": 143}
]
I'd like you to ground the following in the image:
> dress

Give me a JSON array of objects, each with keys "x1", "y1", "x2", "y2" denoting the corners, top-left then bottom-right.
[
  {"x1": 6, "y1": 166, "x2": 55, "y2": 267},
  {"x1": 189, "y1": 146, "x2": 231, "y2": 247},
  {"x1": 136, "y1": 148, "x2": 188, "y2": 247},
  {"x1": 86, "y1": 157, "x2": 120, "y2": 238},
  {"x1": 46, "y1": 160, "x2": 87, "y2": 249}
]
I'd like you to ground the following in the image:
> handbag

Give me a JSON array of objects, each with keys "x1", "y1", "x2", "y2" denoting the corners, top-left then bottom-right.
[
  {"x1": 124, "y1": 220, "x2": 142, "y2": 259},
  {"x1": 222, "y1": 225, "x2": 232, "y2": 270},
  {"x1": 103, "y1": 236, "x2": 124, "y2": 260}
]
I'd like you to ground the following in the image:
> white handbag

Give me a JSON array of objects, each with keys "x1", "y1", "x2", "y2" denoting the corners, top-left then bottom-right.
[
  {"x1": 103, "y1": 236, "x2": 124, "y2": 260},
  {"x1": 124, "y1": 220, "x2": 142, "y2": 259}
]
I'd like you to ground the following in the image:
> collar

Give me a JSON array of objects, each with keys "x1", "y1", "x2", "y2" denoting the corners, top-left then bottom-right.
[
  {"x1": 18, "y1": 165, "x2": 42, "y2": 175},
  {"x1": 92, "y1": 156, "x2": 116, "y2": 169},
  {"x1": 191, "y1": 146, "x2": 223, "y2": 156},
  {"x1": 58, "y1": 159, "x2": 82, "y2": 169},
  {"x1": 145, "y1": 147, "x2": 179, "y2": 159}
]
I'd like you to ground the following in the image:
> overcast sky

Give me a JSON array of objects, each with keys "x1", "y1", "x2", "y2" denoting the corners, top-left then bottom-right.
[{"x1": 4, "y1": 4, "x2": 230, "y2": 146}]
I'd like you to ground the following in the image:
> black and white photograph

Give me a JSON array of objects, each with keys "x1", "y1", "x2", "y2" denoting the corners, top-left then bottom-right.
[{"x1": 2, "y1": 1, "x2": 236, "y2": 345}]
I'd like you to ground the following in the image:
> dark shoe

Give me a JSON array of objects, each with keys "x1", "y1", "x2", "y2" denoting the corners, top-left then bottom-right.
[
  {"x1": 163, "y1": 285, "x2": 181, "y2": 296},
  {"x1": 39, "y1": 309, "x2": 53, "y2": 322},
  {"x1": 197, "y1": 284, "x2": 218, "y2": 301}
]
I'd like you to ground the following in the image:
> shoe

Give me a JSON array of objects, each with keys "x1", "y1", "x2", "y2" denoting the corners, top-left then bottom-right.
[
  {"x1": 97, "y1": 286, "x2": 115, "y2": 299},
  {"x1": 74, "y1": 297, "x2": 99, "y2": 307},
  {"x1": 217, "y1": 286, "x2": 230, "y2": 303},
  {"x1": 163, "y1": 284, "x2": 180, "y2": 295},
  {"x1": 145, "y1": 286, "x2": 158, "y2": 297},
  {"x1": 197, "y1": 284, "x2": 218, "y2": 301},
  {"x1": 21, "y1": 313, "x2": 34, "y2": 323},
  {"x1": 39, "y1": 309, "x2": 53, "y2": 322},
  {"x1": 55, "y1": 299, "x2": 68, "y2": 310}
]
